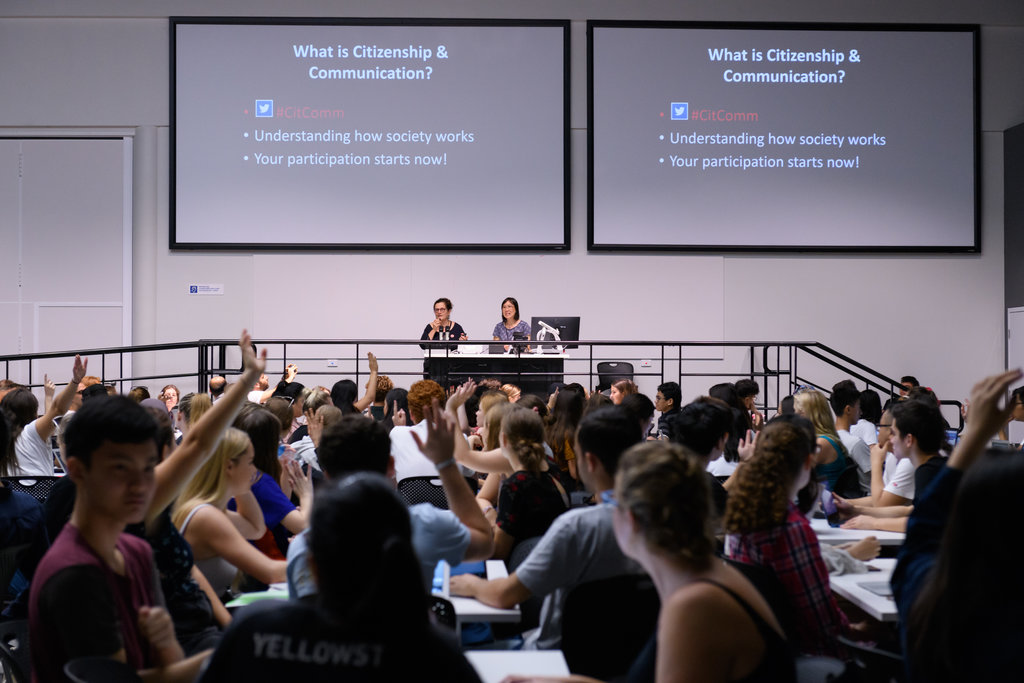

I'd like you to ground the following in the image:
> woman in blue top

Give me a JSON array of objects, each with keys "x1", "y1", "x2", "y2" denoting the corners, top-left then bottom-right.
[{"x1": 492, "y1": 297, "x2": 530, "y2": 351}]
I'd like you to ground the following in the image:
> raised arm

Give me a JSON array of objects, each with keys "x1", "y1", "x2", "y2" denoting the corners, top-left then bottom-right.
[
  {"x1": 352, "y1": 352, "x2": 378, "y2": 413},
  {"x1": 147, "y1": 331, "x2": 267, "y2": 527},
  {"x1": 950, "y1": 369, "x2": 1022, "y2": 472},
  {"x1": 35, "y1": 355, "x2": 87, "y2": 442},
  {"x1": 187, "y1": 505, "x2": 286, "y2": 585},
  {"x1": 446, "y1": 379, "x2": 476, "y2": 434},
  {"x1": 413, "y1": 401, "x2": 494, "y2": 561}
]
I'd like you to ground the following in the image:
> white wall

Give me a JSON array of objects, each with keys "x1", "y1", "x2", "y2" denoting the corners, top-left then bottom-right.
[{"x1": 2, "y1": 1, "x2": 1023, "y2": 402}]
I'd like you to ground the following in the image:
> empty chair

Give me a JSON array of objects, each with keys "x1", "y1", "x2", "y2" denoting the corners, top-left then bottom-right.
[{"x1": 595, "y1": 361, "x2": 634, "y2": 392}]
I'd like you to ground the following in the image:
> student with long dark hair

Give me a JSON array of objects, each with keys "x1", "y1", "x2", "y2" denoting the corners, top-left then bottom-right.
[
  {"x1": 199, "y1": 473, "x2": 482, "y2": 682},
  {"x1": 545, "y1": 383, "x2": 586, "y2": 484},
  {"x1": 895, "y1": 369, "x2": 1024, "y2": 683}
]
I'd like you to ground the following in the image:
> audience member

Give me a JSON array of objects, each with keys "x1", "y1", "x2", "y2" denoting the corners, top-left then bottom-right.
[
  {"x1": 382, "y1": 387, "x2": 409, "y2": 432},
  {"x1": 233, "y1": 406, "x2": 312, "y2": 558},
  {"x1": 852, "y1": 389, "x2": 882, "y2": 446},
  {"x1": 619, "y1": 392, "x2": 655, "y2": 440},
  {"x1": 450, "y1": 406, "x2": 643, "y2": 650},
  {"x1": 899, "y1": 375, "x2": 920, "y2": 398},
  {"x1": 837, "y1": 398, "x2": 948, "y2": 533},
  {"x1": 127, "y1": 385, "x2": 151, "y2": 403},
  {"x1": 0, "y1": 407, "x2": 50, "y2": 618},
  {"x1": 837, "y1": 404, "x2": 914, "y2": 510},
  {"x1": 1, "y1": 354, "x2": 85, "y2": 476},
  {"x1": 653, "y1": 381, "x2": 681, "y2": 440},
  {"x1": 172, "y1": 427, "x2": 288, "y2": 596},
  {"x1": 545, "y1": 382, "x2": 585, "y2": 484},
  {"x1": 609, "y1": 379, "x2": 637, "y2": 405},
  {"x1": 391, "y1": 379, "x2": 472, "y2": 483},
  {"x1": 287, "y1": 406, "x2": 492, "y2": 597},
  {"x1": 619, "y1": 441, "x2": 795, "y2": 682},
  {"x1": 830, "y1": 380, "x2": 872, "y2": 493},
  {"x1": 724, "y1": 415, "x2": 852, "y2": 658},
  {"x1": 673, "y1": 397, "x2": 738, "y2": 519},
  {"x1": 30, "y1": 396, "x2": 209, "y2": 682},
  {"x1": 500, "y1": 382, "x2": 523, "y2": 403},
  {"x1": 201, "y1": 473, "x2": 483, "y2": 682},
  {"x1": 160, "y1": 384, "x2": 180, "y2": 412},
  {"x1": 735, "y1": 378, "x2": 764, "y2": 430},
  {"x1": 493, "y1": 407, "x2": 569, "y2": 560},
  {"x1": 328, "y1": 352, "x2": 379, "y2": 415},
  {"x1": 794, "y1": 389, "x2": 850, "y2": 490},
  {"x1": 894, "y1": 369, "x2": 1024, "y2": 683},
  {"x1": 209, "y1": 375, "x2": 226, "y2": 402},
  {"x1": 370, "y1": 374, "x2": 394, "y2": 420}
]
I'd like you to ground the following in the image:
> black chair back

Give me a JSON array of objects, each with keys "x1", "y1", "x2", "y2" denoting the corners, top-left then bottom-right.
[
  {"x1": 0, "y1": 619, "x2": 30, "y2": 683},
  {"x1": 831, "y1": 464, "x2": 865, "y2": 500},
  {"x1": 837, "y1": 636, "x2": 906, "y2": 683},
  {"x1": 1, "y1": 477, "x2": 61, "y2": 504},
  {"x1": 595, "y1": 362, "x2": 635, "y2": 392},
  {"x1": 0, "y1": 543, "x2": 29, "y2": 598},
  {"x1": 721, "y1": 556, "x2": 799, "y2": 643},
  {"x1": 65, "y1": 656, "x2": 142, "y2": 683},
  {"x1": 561, "y1": 574, "x2": 659, "y2": 679},
  {"x1": 396, "y1": 476, "x2": 449, "y2": 510}
]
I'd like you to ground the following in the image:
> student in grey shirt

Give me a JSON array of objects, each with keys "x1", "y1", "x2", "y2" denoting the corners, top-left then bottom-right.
[{"x1": 450, "y1": 407, "x2": 643, "y2": 649}]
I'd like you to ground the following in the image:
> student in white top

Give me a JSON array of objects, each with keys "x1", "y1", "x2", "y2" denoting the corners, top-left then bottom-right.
[
  {"x1": 850, "y1": 389, "x2": 882, "y2": 446},
  {"x1": 0, "y1": 355, "x2": 86, "y2": 476},
  {"x1": 835, "y1": 406, "x2": 915, "y2": 510}
]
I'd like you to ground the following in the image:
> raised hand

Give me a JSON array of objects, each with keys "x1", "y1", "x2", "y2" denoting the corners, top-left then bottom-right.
[
  {"x1": 239, "y1": 329, "x2": 267, "y2": 375},
  {"x1": 412, "y1": 399, "x2": 457, "y2": 465}
]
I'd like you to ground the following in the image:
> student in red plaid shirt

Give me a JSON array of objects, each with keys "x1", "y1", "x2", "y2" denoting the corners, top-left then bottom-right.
[{"x1": 724, "y1": 415, "x2": 852, "y2": 658}]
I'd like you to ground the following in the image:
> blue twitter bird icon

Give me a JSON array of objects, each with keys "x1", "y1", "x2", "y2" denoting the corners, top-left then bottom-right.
[{"x1": 255, "y1": 99, "x2": 273, "y2": 117}]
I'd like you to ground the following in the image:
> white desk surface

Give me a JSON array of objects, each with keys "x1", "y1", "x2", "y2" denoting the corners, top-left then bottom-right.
[
  {"x1": 465, "y1": 650, "x2": 570, "y2": 683},
  {"x1": 811, "y1": 517, "x2": 906, "y2": 547},
  {"x1": 829, "y1": 558, "x2": 898, "y2": 623},
  {"x1": 448, "y1": 560, "x2": 521, "y2": 624}
]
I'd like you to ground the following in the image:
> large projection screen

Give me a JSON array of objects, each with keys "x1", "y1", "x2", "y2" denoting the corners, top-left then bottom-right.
[
  {"x1": 588, "y1": 22, "x2": 978, "y2": 252},
  {"x1": 172, "y1": 19, "x2": 569, "y2": 250}
]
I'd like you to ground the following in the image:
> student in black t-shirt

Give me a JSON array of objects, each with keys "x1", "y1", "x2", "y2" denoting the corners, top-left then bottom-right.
[{"x1": 200, "y1": 473, "x2": 481, "y2": 683}]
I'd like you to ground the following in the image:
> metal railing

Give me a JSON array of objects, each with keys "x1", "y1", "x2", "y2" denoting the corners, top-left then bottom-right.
[{"x1": 0, "y1": 338, "x2": 923, "y2": 414}]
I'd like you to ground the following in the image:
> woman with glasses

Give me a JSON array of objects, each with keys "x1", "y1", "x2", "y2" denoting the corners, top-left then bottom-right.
[
  {"x1": 420, "y1": 297, "x2": 468, "y2": 350},
  {"x1": 492, "y1": 296, "x2": 530, "y2": 352}
]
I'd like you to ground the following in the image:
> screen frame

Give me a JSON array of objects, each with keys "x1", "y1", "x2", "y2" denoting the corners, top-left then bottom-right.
[
  {"x1": 586, "y1": 20, "x2": 980, "y2": 254},
  {"x1": 170, "y1": 16, "x2": 571, "y2": 252}
]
